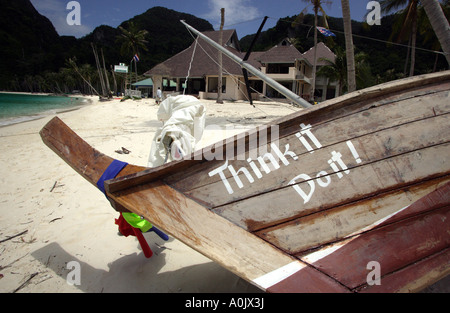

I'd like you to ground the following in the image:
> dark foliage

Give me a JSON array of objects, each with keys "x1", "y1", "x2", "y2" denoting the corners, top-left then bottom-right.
[
  {"x1": 1, "y1": 0, "x2": 447, "y2": 92},
  {"x1": 0, "y1": 2, "x2": 213, "y2": 92},
  {"x1": 240, "y1": 13, "x2": 448, "y2": 83}
]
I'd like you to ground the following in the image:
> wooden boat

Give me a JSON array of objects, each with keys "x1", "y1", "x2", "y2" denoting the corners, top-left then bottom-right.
[{"x1": 40, "y1": 70, "x2": 450, "y2": 293}]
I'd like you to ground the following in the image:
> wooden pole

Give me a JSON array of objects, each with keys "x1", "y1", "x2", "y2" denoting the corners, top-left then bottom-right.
[
  {"x1": 68, "y1": 58, "x2": 100, "y2": 96},
  {"x1": 91, "y1": 43, "x2": 106, "y2": 97},
  {"x1": 341, "y1": 0, "x2": 356, "y2": 92},
  {"x1": 217, "y1": 8, "x2": 225, "y2": 104},
  {"x1": 420, "y1": 0, "x2": 450, "y2": 66},
  {"x1": 111, "y1": 65, "x2": 117, "y2": 96},
  {"x1": 101, "y1": 48, "x2": 111, "y2": 97},
  {"x1": 311, "y1": 7, "x2": 318, "y2": 102}
]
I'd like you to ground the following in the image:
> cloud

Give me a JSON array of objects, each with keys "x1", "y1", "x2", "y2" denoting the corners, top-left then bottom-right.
[
  {"x1": 30, "y1": 0, "x2": 62, "y2": 12},
  {"x1": 30, "y1": 0, "x2": 92, "y2": 38},
  {"x1": 54, "y1": 14, "x2": 93, "y2": 38},
  {"x1": 203, "y1": 0, "x2": 261, "y2": 29}
]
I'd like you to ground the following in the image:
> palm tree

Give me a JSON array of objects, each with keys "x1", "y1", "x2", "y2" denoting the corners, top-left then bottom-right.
[
  {"x1": 317, "y1": 47, "x2": 373, "y2": 95},
  {"x1": 341, "y1": 0, "x2": 356, "y2": 92},
  {"x1": 118, "y1": 22, "x2": 149, "y2": 57},
  {"x1": 317, "y1": 46, "x2": 347, "y2": 96},
  {"x1": 420, "y1": 0, "x2": 450, "y2": 66},
  {"x1": 66, "y1": 58, "x2": 100, "y2": 96},
  {"x1": 117, "y1": 22, "x2": 149, "y2": 85},
  {"x1": 379, "y1": 0, "x2": 420, "y2": 77},
  {"x1": 417, "y1": 1, "x2": 449, "y2": 71},
  {"x1": 297, "y1": 1, "x2": 331, "y2": 102}
]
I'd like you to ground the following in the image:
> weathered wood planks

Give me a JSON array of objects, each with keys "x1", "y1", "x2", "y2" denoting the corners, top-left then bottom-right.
[
  {"x1": 214, "y1": 143, "x2": 449, "y2": 231},
  {"x1": 257, "y1": 178, "x2": 450, "y2": 254},
  {"x1": 106, "y1": 73, "x2": 450, "y2": 194},
  {"x1": 40, "y1": 117, "x2": 145, "y2": 184},
  {"x1": 166, "y1": 84, "x2": 450, "y2": 196},
  {"x1": 358, "y1": 248, "x2": 450, "y2": 293},
  {"x1": 298, "y1": 181, "x2": 450, "y2": 291},
  {"x1": 40, "y1": 117, "x2": 145, "y2": 212},
  {"x1": 185, "y1": 111, "x2": 449, "y2": 210},
  {"x1": 301, "y1": 207, "x2": 449, "y2": 290},
  {"x1": 107, "y1": 180, "x2": 350, "y2": 292},
  {"x1": 42, "y1": 71, "x2": 450, "y2": 293}
]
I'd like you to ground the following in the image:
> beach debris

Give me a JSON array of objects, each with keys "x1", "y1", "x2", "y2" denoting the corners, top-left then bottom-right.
[
  {"x1": 152, "y1": 242, "x2": 172, "y2": 256},
  {"x1": 0, "y1": 230, "x2": 28, "y2": 244},
  {"x1": 115, "y1": 147, "x2": 131, "y2": 154},
  {"x1": 34, "y1": 273, "x2": 52, "y2": 285},
  {"x1": 20, "y1": 235, "x2": 36, "y2": 244},
  {"x1": 50, "y1": 181, "x2": 64, "y2": 192},
  {"x1": 0, "y1": 253, "x2": 28, "y2": 271},
  {"x1": 12, "y1": 272, "x2": 39, "y2": 293},
  {"x1": 49, "y1": 217, "x2": 63, "y2": 223},
  {"x1": 155, "y1": 242, "x2": 171, "y2": 251}
]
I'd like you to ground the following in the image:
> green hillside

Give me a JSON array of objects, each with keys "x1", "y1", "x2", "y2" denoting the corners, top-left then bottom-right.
[
  {"x1": 240, "y1": 13, "x2": 448, "y2": 84},
  {"x1": 1, "y1": 0, "x2": 447, "y2": 93},
  {"x1": 0, "y1": 2, "x2": 213, "y2": 92}
]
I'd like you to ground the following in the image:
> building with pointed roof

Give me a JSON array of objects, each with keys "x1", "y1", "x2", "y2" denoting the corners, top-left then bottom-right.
[{"x1": 144, "y1": 30, "x2": 339, "y2": 103}]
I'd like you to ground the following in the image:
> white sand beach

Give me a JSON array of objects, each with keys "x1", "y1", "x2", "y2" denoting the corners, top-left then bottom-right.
[{"x1": 0, "y1": 95, "x2": 301, "y2": 293}]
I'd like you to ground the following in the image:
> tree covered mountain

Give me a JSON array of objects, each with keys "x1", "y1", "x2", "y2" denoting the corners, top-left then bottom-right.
[
  {"x1": 0, "y1": 1, "x2": 213, "y2": 92},
  {"x1": 1, "y1": 0, "x2": 447, "y2": 93},
  {"x1": 0, "y1": 0, "x2": 62, "y2": 88},
  {"x1": 240, "y1": 13, "x2": 449, "y2": 84}
]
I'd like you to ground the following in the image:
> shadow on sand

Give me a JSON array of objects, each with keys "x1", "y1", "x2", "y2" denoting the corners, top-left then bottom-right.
[{"x1": 31, "y1": 241, "x2": 262, "y2": 293}]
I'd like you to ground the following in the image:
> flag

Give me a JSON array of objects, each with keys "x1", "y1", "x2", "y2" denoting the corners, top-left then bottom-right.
[
  {"x1": 317, "y1": 26, "x2": 336, "y2": 37},
  {"x1": 133, "y1": 54, "x2": 140, "y2": 62}
]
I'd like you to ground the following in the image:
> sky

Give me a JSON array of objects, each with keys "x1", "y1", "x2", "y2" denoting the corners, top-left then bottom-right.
[{"x1": 30, "y1": 0, "x2": 376, "y2": 39}]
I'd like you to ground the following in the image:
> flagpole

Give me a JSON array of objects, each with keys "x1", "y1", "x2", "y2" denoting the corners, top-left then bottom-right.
[
  {"x1": 134, "y1": 54, "x2": 138, "y2": 85},
  {"x1": 130, "y1": 58, "x2": 133, "y2": 91},
  {"x1": 180, "y1": 20, "x2": 312, "y2": 109}
]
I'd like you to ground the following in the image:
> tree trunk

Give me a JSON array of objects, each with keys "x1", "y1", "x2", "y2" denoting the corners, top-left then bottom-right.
[
  {"x1": 101, "y1": 48, "x2": 111, "y2": 97},
  {"x1": 310, "y1": 8, "x2": 318, "y2": 102},
  {"x1": 92, "y1": 43, "x2": 106, "y2": 96},
  {"x1": 135, "y1": 59, "x2": 138, "y2": 85},
  {"x1": 341, "y1": 0, "x2": 356, "y2": 92},
  {"x1": 217, "y1": 8, "x2": 225, "y2": 104},
  {"x1": 111, "y1": 65, "x2": 118, "y2": 96},
  {"x1": 409, "y1": 13, "x2": 417, "y2": 77},
  {"x1": 404, "y1": 34, "x2": 411, "y2": 75},
  {"x1": 421, "y1": 0, "x2": 450, "y2": 66}
]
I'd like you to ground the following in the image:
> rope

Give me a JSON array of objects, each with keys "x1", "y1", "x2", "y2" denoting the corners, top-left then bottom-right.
[
  {"x1": 184, "y1": 37, "x2": 198, "y2": 95},
  {"x1": 221, "y1": 15, "x2": 446, "y2": 56},
  {"x1": 267, "y1": 16, "x2": 447, "y2": 56},
  {"x1": 183, "y1": 25, "x2": 298, "y2": 115}
]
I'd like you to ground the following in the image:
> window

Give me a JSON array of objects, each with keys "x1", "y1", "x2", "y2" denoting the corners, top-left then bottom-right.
[
  {"x1": 326, "y1": 87, "x2": 336, "y2": 100},
  {"x1": 208, "y1": 77, "x2": 227, "y2": 93},
  {"x1": 208, "y1": 77, "x2": 218, "y2": 92},
  {"x1": 227, "y1": 37, "x2": 237, "y2": 49},
  {"x1": 267, "y1": 63, "x2": 291, "y2": 74},
  {"x1": 162, "y1": 78, "x2": 177, "y2": 91}
]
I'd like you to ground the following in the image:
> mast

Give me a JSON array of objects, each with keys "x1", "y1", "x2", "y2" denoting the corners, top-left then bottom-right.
[
  {"x1": 180, "y1": 20, "x2": 312, "y2": 109},
  {"x1": 91, "y1": 43, "x2": 107, "y2": 97}
]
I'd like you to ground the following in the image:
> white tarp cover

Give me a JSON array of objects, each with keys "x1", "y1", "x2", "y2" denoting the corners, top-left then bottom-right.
[{"x1": 148, "y1": 95, "x2": 206, "y2": 167}]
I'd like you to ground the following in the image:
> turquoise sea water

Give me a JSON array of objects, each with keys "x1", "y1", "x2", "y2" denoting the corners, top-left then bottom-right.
[{"x1": 0, "y1": 93, "x2": 88, "y2": 127}]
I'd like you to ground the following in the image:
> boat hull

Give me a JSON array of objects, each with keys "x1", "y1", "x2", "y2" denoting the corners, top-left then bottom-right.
[{"x1": 41, "y1": 71, "x2": 450, "y2": 292}]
